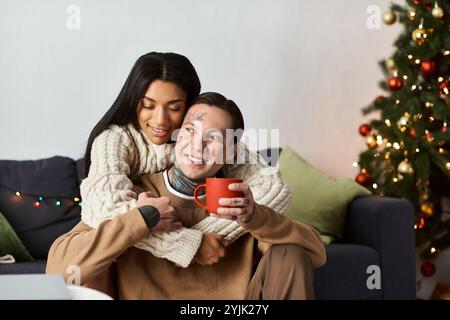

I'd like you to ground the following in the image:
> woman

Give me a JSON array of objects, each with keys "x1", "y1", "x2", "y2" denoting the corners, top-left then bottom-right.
[{"x1": 80, "y1": 52, "x2": 292, "y2": 268}]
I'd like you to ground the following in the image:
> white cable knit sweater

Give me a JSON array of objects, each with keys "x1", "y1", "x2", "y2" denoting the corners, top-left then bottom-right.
[{"x1": 80, "y1": 124, "x2": 292, "y2": 267}]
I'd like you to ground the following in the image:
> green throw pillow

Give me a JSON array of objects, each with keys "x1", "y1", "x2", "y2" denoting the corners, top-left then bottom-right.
[
  {"x1": 278, "y1": 146, "x2": 371, "y2": 244},
  {"x1": 0, "y1": 211, "x2": 33, "y2": 262}
]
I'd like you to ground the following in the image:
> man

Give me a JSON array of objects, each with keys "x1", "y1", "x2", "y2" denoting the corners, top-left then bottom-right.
[{"x1": 46, "y1": 92, "x2": 326, "y2": 299}]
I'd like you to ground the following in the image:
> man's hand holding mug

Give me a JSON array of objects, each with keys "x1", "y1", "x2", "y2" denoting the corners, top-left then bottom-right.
[{"x1": 194, "y1": 178, "x2": 256, "y2": 224}]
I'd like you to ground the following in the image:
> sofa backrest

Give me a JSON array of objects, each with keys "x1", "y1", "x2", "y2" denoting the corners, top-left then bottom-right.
[{"x1": 0, "y1": 156, "x2": 81, "y2": 259}]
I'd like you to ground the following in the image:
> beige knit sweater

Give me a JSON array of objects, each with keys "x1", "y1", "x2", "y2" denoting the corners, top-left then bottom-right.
[{"x1": 80, "y1": 124, "x2": 291, "y2": 267}]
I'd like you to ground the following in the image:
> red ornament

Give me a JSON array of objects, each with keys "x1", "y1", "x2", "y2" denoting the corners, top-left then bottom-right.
[
  {"x1": 34, "y1": 201, "x2": 41, "y2": 208},
  {"x1": 359, "y1": 124, "x2": 372, "y2": 137},
  {"x1": 355, "y1": 172, "x2": 371, "y2": 186},
  {"x1": 408, "y1": 127, "x2": 417, "y2": 138},
  {"x1": 375, "y1": 95, "x2": 384, "y2": 103},
  {"x1": 420, "y1": 260, "x2": 436, "y2": 277},
  {"x1": 420, "y1": 60, "x2": 436, "y2": 76},
  {"x1": 439, "y1": 80, "x2": 449, "y2": 95},
  {"x1": 387, "y1": 77, "x2": 403, "y2": 91}
]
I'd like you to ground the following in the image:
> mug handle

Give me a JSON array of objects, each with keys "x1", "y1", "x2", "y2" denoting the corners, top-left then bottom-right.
[{"x1": 194, "y1": 184, "x2": 207, "y2": 209}]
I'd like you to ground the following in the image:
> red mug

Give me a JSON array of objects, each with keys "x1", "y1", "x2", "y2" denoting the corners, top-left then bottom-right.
[{"x1": 194, "y1": 178, "x2": 243, "y2": 213}]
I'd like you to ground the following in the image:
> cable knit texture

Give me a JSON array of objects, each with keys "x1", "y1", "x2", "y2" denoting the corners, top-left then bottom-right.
[{"x1": 80, "y1": 124, "x2": 292, "y2": 267}]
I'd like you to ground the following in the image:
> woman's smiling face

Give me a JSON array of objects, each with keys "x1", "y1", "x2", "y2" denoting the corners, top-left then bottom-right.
[{"x1": 137, "y1": 80, "x2": 187, "y2": 145}]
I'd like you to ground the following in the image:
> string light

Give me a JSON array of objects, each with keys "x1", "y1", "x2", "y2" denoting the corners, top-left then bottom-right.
[
  {"x1": 430, "y1": 247, "x2": 436, "y2": 254},
  {"x1": 446, "y1": 162, "x2": 450, "y2": 170},
  {"x1": 376, "y1": 135, "x2": 384, "y2": 145},
  {"x1": 0, "y1": 184, "x2": 81, "y2": 209},
  {"x1": 372, "y1": 183, "x2": 378, "y2": 189},
  {"x1": 352, "y1": 162, "x2": 358, "y2": 168}
]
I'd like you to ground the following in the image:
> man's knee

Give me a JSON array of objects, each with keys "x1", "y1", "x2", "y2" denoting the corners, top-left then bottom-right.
[{"x1": 266, "y1": 244, "x2": 313, "y2": 267}]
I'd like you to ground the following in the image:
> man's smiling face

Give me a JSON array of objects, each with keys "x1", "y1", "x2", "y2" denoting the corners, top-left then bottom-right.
[{"x1": 174, "y1": 103, "x2": 235, "y2": 180}]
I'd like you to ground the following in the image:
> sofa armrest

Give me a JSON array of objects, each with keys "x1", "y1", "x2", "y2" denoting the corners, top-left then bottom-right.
[{"x1": 343, "y1": 196, "x2": 416, "y2": 299}]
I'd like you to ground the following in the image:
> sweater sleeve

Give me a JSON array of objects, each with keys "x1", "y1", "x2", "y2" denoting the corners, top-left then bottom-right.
[
  {"x1": 80, "y1": 125, "x2": 171, "y2": 228},
  {"x1": 46, "y1": 208, "x2": 150, "y2": 285},
  {"x1": 131, "y1": 179, "x2": 204, "y2": 268},
  {"x1": 241, "y1": 204, "x2": 327, "y2": 268},
  {"x1": 225, "y1": 142, "x2": 292, "y2": 213}
]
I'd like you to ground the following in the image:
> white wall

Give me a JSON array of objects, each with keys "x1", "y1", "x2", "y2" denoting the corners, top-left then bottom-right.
[{"x1": 0, "y1": 0, "x2": 401, "y2": 179}]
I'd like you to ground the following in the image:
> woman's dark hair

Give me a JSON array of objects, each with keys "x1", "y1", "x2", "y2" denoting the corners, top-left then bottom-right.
[
  {"x1": 190, "y1": 92, "x2": 245, "y2": 133},
  {"x1": 83, "y1": 52, "x2": 201, "y2": 176}
]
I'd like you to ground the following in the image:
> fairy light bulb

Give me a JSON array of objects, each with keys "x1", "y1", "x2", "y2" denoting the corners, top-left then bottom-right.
[
  {"x1": 15, "y1": 191, "x2": 21, "y2": 197},
  {"x1": 34, "y1": 201, "x2": 41, "y2": 208},
  {"x1": 56, "y1": 200, "x2": 61, "y2": 206}
]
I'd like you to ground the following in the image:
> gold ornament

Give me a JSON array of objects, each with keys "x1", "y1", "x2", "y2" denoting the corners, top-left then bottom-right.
[
  {"x1": 366, "y1": 136, "x2": 378, "y2": 149},
  {"x1": 421, "y1": 203, "x2": 434, "y2": 216},
  {"x1": 383, "y1": 10, "x2": 397, "y2": 25},
  {"x1": 412, "y1": 19, "x2": 433, "y2": 46},
  {"x1": 398, "y1": 159, "x2": 414, "y2": 174},
  {"x1": 432, "y1": 2, "x2": 444, "y2": 19},
  {"x1": 421, "y1": 192, "x2": 430, "y2": 201}
]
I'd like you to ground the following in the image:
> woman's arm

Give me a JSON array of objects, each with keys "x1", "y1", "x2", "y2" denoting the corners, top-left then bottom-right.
[
  {"x1": 80, "y1": 124, "x2": 172, "y2": 228},
  {"x1": 46, "y1": 208, "x2": 150, "y2": 285},
  {"x1": 225, "y1": 142, "x2": 292, "y2": 212}
]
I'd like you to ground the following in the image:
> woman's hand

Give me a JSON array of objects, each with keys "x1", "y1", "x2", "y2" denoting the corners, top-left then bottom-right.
[
  {"x1": 192, "y1": 233, "x2": 228, "y2": 266},
  {"x1": 137, "y1": 192, "x2": 182, "y2": 232},
  {"x1": 212, "y1": 182, "x2": 256, "y2": 224}
]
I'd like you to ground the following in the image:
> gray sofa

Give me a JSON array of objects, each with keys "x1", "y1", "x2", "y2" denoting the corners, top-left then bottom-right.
[{"x1": 0, "y1": 154, "x2": 416, "y2": 299}]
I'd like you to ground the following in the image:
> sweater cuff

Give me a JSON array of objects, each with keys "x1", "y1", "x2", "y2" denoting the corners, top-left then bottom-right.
[
  {"x1": 165, "y1": 228, "x2": 203, "y2": 268},
  {"x1": 117, "y1": 208, "x2": 151, "y2": 244}
]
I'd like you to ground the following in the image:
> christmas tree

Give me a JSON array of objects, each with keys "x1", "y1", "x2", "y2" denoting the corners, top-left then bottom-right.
[{"x1": 356, "y1": 0, "x2": 450, "y2": 259}]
